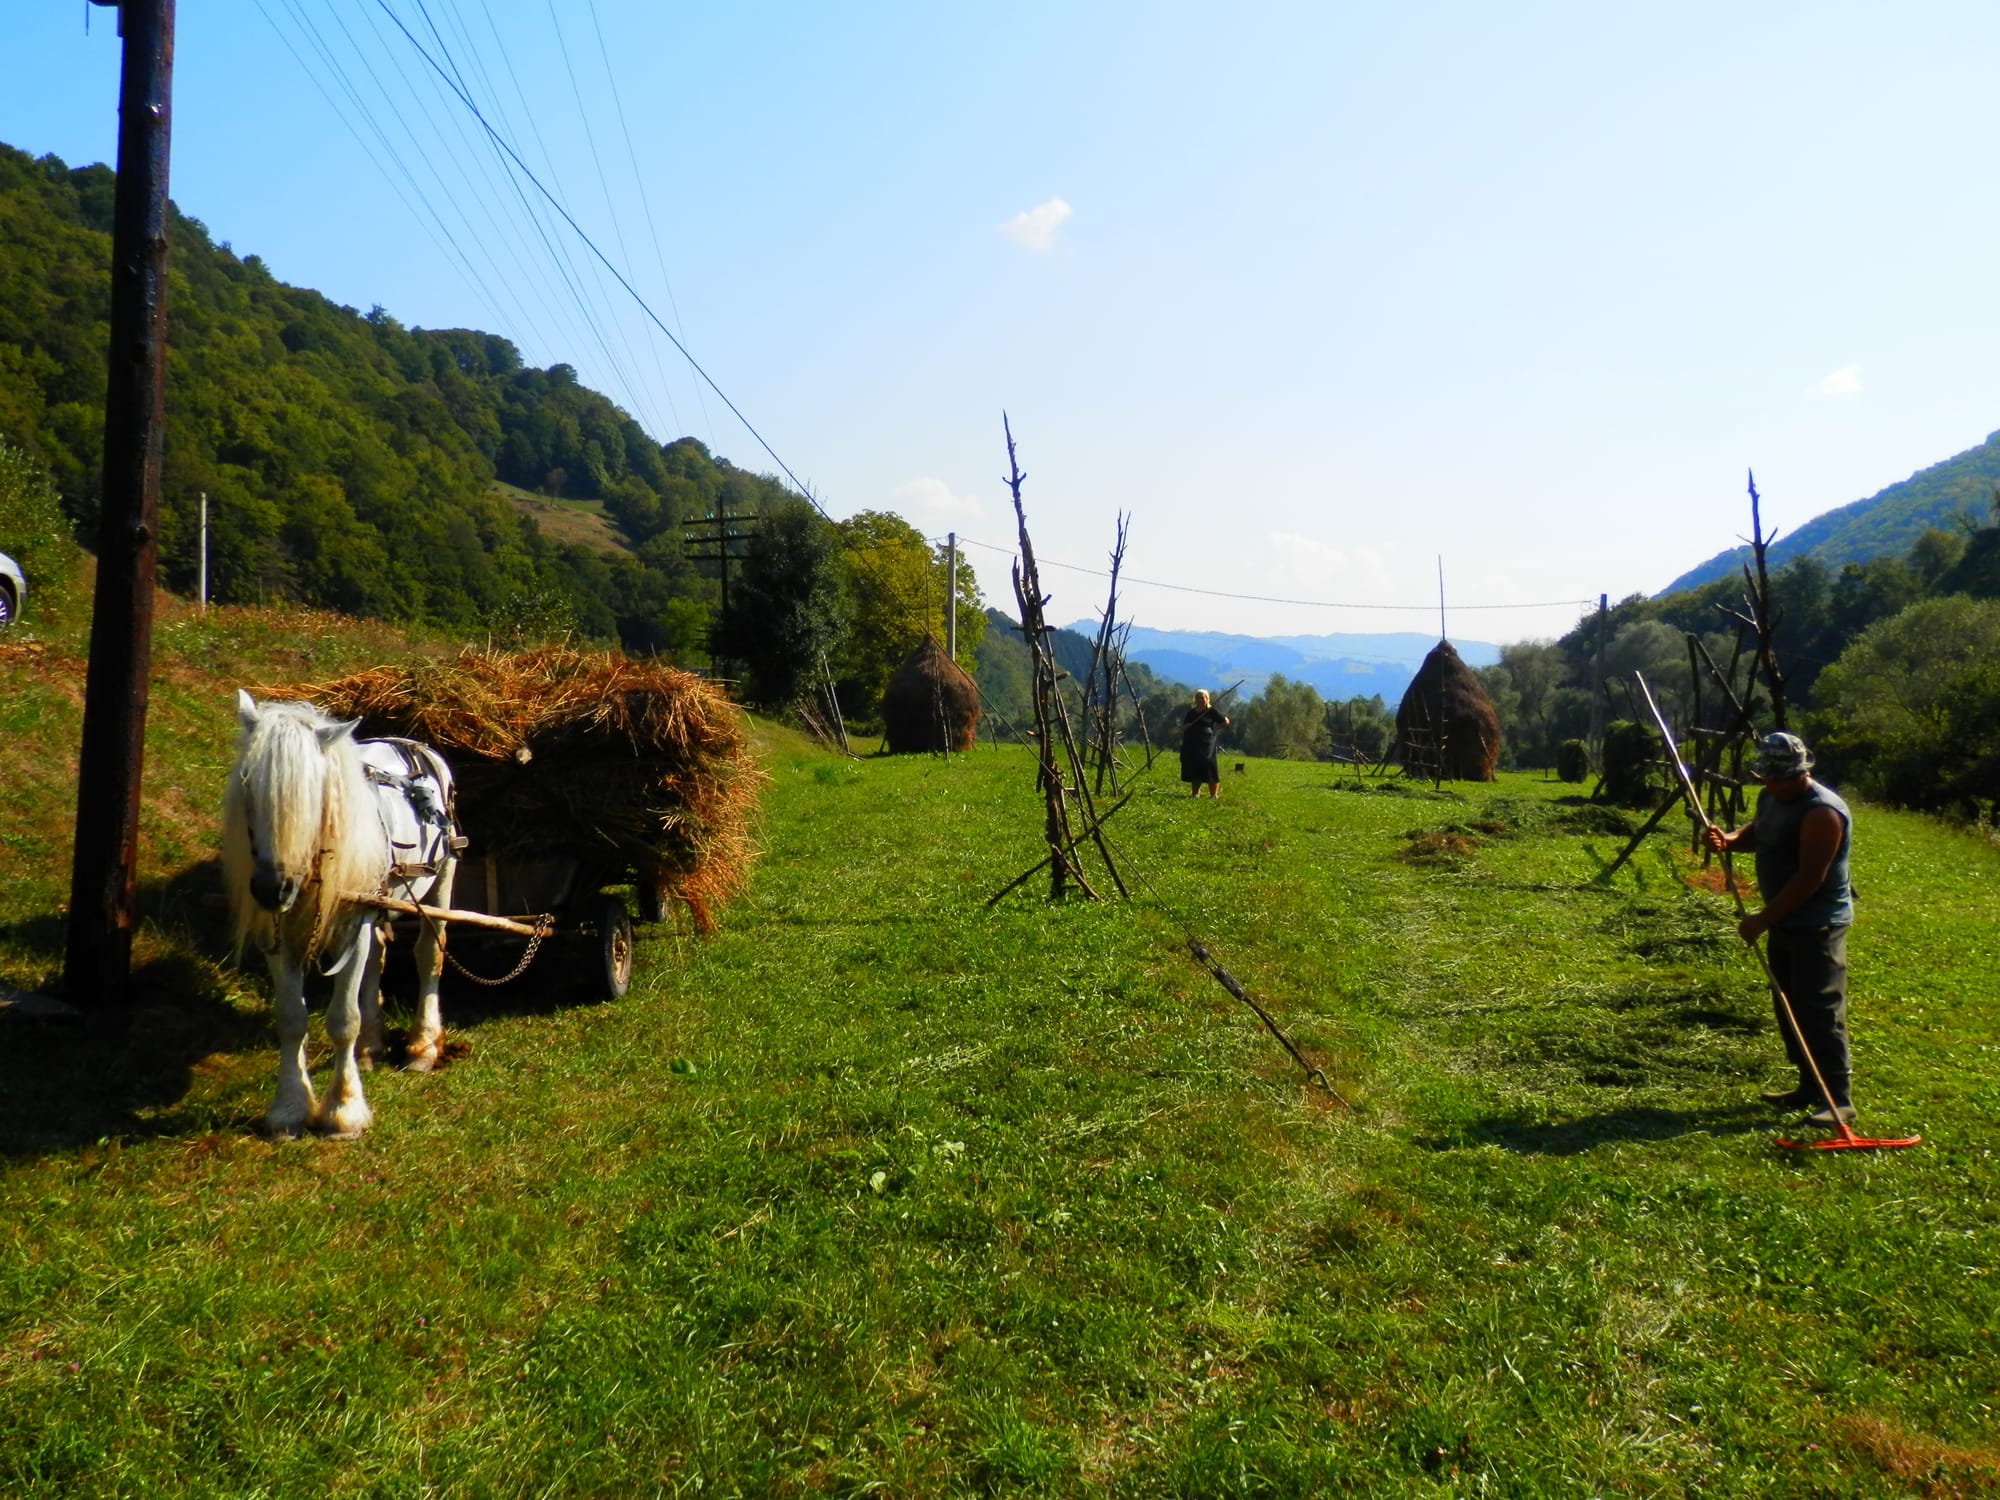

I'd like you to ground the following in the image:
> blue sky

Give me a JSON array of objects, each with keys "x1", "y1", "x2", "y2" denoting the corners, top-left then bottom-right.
[{"x1": 9, "y1": 2, "x2": 2000, "y2": 643}]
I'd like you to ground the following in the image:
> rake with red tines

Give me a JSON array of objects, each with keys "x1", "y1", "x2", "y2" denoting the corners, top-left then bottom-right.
[{"x1": 1634, "y1": 674, "x2": 1920, "y2": 1154}]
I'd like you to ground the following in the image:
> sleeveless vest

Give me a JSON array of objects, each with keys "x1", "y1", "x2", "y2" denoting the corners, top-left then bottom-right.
[{"x1": 1752, "y1": 780, "x2": 1852, "y2": 930}]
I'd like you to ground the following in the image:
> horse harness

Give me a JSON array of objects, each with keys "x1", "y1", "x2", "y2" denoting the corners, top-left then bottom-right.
[
  {"x1": 307, "y1": 739, "x2": 467, "y2": 974},
  {"x1": 359, "y1": 737, "x2": 468, "y2": 882}
]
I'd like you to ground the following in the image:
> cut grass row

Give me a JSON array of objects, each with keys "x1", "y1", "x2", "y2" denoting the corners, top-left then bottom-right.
[{"x1": 3, "y1": 603, "x2": 1998, "y2": 1495}]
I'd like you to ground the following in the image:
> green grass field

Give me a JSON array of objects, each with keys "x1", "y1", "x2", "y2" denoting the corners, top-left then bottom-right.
[{"x1": 3, "y1": 605, "x2": 1998, "y2": 1496}]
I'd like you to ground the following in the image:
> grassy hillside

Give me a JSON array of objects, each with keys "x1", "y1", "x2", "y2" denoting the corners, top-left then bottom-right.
[
  {"x1": 1664, "y1": 429, "x2": 2000, "y2": 594},
  {"x1": 0, "y1": 141, "x2": 796, "y2": 651},
  {"x1": 494, "y1": 480, "x2": 635, "y2": 560},
  {"x1": 3, "y1": 605, "x2": 1998, "y2": 1495}
]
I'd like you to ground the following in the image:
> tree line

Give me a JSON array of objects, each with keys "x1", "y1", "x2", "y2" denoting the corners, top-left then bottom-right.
[{"x1": 1475, "y1": 494, "x2": 2000, "y2": 821}]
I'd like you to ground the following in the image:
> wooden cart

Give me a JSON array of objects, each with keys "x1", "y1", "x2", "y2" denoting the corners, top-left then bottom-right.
[{"x1": 370, "y1": 845, "x2": 672, "y2": 1003}]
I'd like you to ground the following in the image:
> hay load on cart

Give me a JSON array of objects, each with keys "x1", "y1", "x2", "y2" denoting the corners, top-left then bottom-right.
[{"x1": 268, "y1": 645, "x2": 762, "y2": 995}]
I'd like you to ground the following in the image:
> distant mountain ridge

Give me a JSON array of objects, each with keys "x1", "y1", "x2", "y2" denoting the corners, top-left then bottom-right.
[
  {"x1": 1085, "y1": 624, "x2": 1501, "y2": 703},
  {"x1": 1662, "y1": 430, "x2": 2000, "y2": 595}
]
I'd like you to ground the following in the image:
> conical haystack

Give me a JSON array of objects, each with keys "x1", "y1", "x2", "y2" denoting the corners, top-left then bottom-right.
[
  {"x1": 881, "y1": 635, "x2": 981, "y2": 753},
  {"x1": 1395, "y1": 640, "x2": 1500, "y2": 781}
]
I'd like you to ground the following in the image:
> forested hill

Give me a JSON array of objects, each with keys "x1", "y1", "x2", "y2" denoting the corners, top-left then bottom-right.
[
  {"x1": 0, "y1": 142, "x2": 792, "y2": 650},
  {"x1": 1661, "y1": 429, "x2": 2000, "y2": 594}
]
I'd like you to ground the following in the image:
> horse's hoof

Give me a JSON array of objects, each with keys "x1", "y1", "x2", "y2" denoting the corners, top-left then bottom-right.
[
  {"x1": 260, "y1": 1117, "x2": 308, "y2": 1141},
  {"x1": 314, "y1": 1110, "x2": 373, "y2": 1140}
]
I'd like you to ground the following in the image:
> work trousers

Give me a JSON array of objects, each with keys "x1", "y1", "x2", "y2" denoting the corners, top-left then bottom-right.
[{"x1": 1766, "y1": 925, "x2": 1851, "y2": 1107}]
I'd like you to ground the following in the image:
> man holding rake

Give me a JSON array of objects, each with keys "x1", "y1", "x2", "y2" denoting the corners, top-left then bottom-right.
[{"x1": 1702, "y1": 731, "x2": 1857, "y2": 1127}]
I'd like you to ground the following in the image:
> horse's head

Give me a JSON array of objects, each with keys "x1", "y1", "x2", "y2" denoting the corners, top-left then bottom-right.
[{"x1": 228, "y1": 689, "x2": 362, "y2": 914}]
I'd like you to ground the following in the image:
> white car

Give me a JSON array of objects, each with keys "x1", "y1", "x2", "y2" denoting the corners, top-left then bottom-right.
[{"x1": 0, "y1": 552, "x2": 21, "y2": 629}]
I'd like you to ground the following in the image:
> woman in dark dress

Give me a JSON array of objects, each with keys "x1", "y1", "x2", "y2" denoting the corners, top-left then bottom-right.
[{"x1": 1180, "y1": 690, "x2": 1230, "y2": 798}]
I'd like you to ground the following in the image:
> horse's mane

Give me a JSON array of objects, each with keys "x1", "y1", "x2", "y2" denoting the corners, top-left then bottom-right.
[{"x1": 221, "y1": 698, "x2": 391, "y2": 960}]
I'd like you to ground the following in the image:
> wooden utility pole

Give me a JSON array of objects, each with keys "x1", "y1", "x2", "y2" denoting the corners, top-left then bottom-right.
[
  {"x1": 683, "y1": 508, "x2": 754, "y2": 675},
  {"x1": 944, "y1": 531, "x2": 958, "y2": 662},
  {"x1": 682, "y1": 510, "x2": 755, "y2": 616},
  {"x1": 65, "y1": 0, "x2": 176, "y2": 1013},
  {"x1": 1587, "y1": 592, "x2": 1608, "y2": 762}
]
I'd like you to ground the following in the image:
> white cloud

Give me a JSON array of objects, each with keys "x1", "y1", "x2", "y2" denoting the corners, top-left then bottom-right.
[
  {"x1": 1804, "y1": 364, "x2": 1862, "y2": 400},
  {"x1": 894, "y1": 476, "x2": 984, "y2": 520},
  {"x1": 998, "y1": 197, "x2": 1073, "y2": 253},
  {"x1": 1261, "y1": 532, "x2": 1396, "y2": 596}
]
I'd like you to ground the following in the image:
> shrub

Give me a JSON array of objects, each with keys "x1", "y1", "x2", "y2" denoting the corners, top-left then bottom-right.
[
  {"x1": 1239, "y1": 674, "x2": 1325, "y2": 761},
  {"x1": 1809, "y1": 595, "x2": 2000, "y2": 820},
  {"x1": 1556, "y1": 738, "x2": 1591, "y2": 783},
  {"x1": 1597, "y1": 720, "x2": 1658, "y2": 808}
]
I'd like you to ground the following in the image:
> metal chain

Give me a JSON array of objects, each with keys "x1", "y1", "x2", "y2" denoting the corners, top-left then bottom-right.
[{"x1": 444, "y1": 915, "x2": 556, "y2": 986}]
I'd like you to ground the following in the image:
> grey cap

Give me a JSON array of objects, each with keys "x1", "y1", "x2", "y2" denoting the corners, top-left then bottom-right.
[{"x1": 1752, "y1": 731, "x2": 1814, "y2": 779}]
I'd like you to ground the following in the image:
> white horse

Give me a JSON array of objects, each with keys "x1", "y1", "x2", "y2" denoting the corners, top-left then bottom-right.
[{"x1": 221, "y1": 690, "x2": 461, "y2": 1138}]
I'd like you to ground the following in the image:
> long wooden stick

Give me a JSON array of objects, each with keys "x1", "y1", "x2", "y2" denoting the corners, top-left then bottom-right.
[
  {"x1": 342, "y1": 892, "x2": 552, "y2": 938},
  {"x1": 1599, "y1": 787, "x2": 1686, "y2": 880}
]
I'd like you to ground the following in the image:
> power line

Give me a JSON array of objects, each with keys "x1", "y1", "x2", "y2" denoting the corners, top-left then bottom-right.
[
  {"x1": 393, "y1": 0, "x2": 663, "y2": 439},
  {"x1": 586, "y1": 0, "x2": 711, "y2": 448},
  {"x1": 371, "y1": 0, "x2": 821, "y2": 518},
  {"x1": 256, "y1": 0, "x2": 520, "y2": 338},
  {"x1": 371, "y1": 0, "x2": 1011, "y2": 734},
  {"x1": 949, "y1": 534, "x2": 1597, "y2": 613}
]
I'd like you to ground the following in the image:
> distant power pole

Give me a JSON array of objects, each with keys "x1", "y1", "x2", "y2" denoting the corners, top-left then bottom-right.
[
  {"x1": 1587, "y1": 592, "x2": 1609, "y2": 760},
  {"x1": 198, "y1": 491, "x2": 207, "y2": 611},
  {"x1": 682, "y1": 509, "x2": 755, "y2": 672},
  {"x1": 65, "y1": 0, "x2": 176, "y2": 1014},
  {"x1": 945, "y1": 531, "x2": 957, "y2": 661}
]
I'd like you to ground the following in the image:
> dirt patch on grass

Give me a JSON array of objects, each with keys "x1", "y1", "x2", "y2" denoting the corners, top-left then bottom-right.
[
  {"x1": 1683, "y1": 863, "x2": 1755, "y2": 900},
  {"x1": 1401, "y1": 831, "x2": 1480, "y2": 865},
  {"x1": 1836, "y1": 1411, "x2": 2000, "y2": 1495},
  {"x1": 0, "y1": 640, "x2": 85, "y2": 689}
]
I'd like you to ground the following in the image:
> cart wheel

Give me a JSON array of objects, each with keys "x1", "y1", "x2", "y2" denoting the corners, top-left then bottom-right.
[
  {"x1": 594, "y1": 893, "x2": 634, "y2": 1000},
  {"x1": 636, "y1": 874, "x2": 671, "y2": 925}
]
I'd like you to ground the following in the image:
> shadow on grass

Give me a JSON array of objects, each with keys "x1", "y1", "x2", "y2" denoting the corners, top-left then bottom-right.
[
  {"x1": 1418, "y1": 1101, "x2": 1773, "y2": 1156},
  {"x1": 0, "y1": 972, "x2": 270, "y2": 1157},
  {"x1": 0, "y1": 859, "x2": 270, "y2": 1156},
  {"x1": 0, "y1": 860, "x2": 630, "y2": 1156},
  {"x1": 1316, "y1": 780, "x2": 1465, "y2": 802}
]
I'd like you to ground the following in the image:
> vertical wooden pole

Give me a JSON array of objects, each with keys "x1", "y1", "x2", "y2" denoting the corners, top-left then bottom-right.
[
  {"x1": 197, "y1": 490, "x2": 206, "y2": 611},
  {"x1": 1003, "y1": 415, "x2": 1091, "y2": 900},
  {"x1": 1587, "y1": 592, "x2": 1608, "y2": 763},
  {"x1": 1744, "y1": 470, "x2": 1790, "y2": 730},
  {"x1": 64, "y1": 0, "x2": 176, "y2": 1013},
  {"x1": 944, "y1": 531, "x2": 957, "y2": 662}
]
